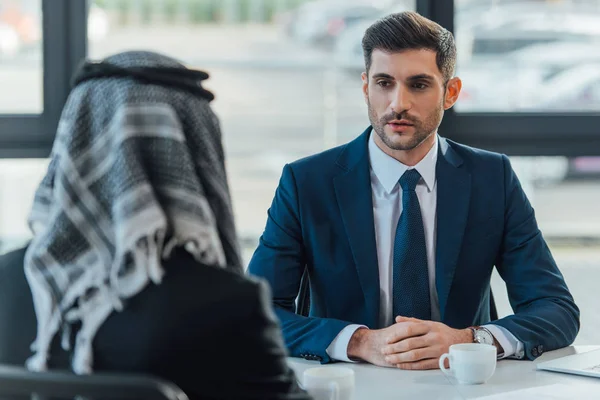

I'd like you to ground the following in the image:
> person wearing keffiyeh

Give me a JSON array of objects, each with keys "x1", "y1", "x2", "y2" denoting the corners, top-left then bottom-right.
[{"x1": 0, "y1": 51, "x2": 310, "y2": 400}]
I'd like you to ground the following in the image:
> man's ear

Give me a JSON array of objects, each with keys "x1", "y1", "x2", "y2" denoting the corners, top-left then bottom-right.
[
  {"x1": 362, "y1": 71, "x2": 369, "y2": 104},
  {"x1": 443, "y1": 76, "x2": 462, "y2": 110}
]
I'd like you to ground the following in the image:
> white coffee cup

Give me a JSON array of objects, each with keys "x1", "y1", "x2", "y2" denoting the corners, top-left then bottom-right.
[
  {"x1": 439, "y1": 343, "x2": 497, "y2": 385},
  {"x1": 303, "y1": 366, "x2": 355, "y2": 400}
]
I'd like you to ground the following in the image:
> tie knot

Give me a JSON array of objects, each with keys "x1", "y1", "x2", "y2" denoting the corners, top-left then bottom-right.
[{"x1": 399, "y1": 169, "x2": 421, "y2": 191}]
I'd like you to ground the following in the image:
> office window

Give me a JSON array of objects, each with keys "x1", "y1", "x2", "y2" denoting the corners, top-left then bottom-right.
[
  {"x1": 454, "y1": 0, "x2": 600, "y2": 113},
  {"x1": 0, "y1": 0, "x2": 42, "y2": 113},
  {"x1": 87, "y1": 0, "x2": 416, "y2": 261},
  {"x1": 449, "y1": 0, "x2": 600, "y2": 348}
]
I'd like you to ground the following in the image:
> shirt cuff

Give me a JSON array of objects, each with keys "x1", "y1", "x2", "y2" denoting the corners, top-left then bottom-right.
[
  {"x1": 484, "y1": 324, "x2": 525, "y2": 360},
  {"x1": 325, "y1": 324, "x2": 367, "y2": 362}
]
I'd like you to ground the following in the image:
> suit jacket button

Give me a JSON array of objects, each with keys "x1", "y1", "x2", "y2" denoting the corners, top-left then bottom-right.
[
  {"x1": 537, "y1": 345, "x2": 544, "y2": 354},
  {"x1": 532, "y1": 347, "x2": 539, "y2": 357}
]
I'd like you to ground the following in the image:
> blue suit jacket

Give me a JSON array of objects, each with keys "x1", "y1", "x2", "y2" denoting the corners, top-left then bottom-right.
[{"x1": 248, "y1": 127, "x2": 579, "y2": 364}]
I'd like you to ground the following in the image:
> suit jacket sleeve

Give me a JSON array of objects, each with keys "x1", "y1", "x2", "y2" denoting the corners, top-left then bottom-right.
[
  {"x1": 228, "y1": 278, "x2": 312, "y2": 400},
  {"x1": 490, "y1": 155, "x2": 580, "y2": 360},
  {"x1": 248, "y1": 164, "x2": 351, "y2": 364}
]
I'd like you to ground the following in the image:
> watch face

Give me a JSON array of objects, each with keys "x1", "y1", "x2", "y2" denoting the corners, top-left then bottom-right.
[{"x1": 475, "y1": 329, "x2": 494, "y2": 345}]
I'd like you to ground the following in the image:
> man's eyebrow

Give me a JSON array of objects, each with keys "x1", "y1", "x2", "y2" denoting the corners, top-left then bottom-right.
[
  {"x1": 371, "y1": 73, "x2": 395, "y2": 80},
  {"x1": 406, "y1": 73, "x2": 436, "y2": 82}
]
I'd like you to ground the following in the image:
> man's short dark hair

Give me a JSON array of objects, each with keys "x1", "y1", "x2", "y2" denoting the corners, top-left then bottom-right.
[{"x1": 362, "y1": 11, "x2": 456, "y2": 83}]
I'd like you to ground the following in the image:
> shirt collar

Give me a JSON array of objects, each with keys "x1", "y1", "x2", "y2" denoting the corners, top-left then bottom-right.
[{"x1": 368, "y1": 131, "x2": 438, "y2": 194}]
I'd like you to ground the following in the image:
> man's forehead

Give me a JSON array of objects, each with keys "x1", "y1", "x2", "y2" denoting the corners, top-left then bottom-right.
[{"x1": 369, "y1": 48, "x2": 442, "y2": 80}]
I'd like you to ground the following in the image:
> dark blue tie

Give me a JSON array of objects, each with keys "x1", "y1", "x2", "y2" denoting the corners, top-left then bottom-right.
[{"x1": 392, "y1": 169, "x2": 431, "y2": 321}]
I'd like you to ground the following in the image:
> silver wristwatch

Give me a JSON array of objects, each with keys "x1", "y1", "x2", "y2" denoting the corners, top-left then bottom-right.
[{"x1": 470, "y1": 326, "x2": 494, "y2": 346}]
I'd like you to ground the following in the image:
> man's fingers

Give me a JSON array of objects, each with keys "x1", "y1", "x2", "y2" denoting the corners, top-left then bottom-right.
[
  {"x1": 386, "y1": 322, "x2": 430, "y2": 344},
  {"x1": 395, "y1": 315, "x2": 419, "y2": 323},
  {"x1": 384, "y1": 346, "x2": 440, "y2": 364},
  {"x1": 382, "y1": 336, "x2": 429, "y2": 355},
  {"x1": 396, "y1": 358, "x2": 440, "y2": 370}
]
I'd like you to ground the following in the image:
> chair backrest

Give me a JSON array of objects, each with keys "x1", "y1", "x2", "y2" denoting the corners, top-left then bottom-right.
[
  {"x1": 297, "y1": 268, "x2": 311, "y2": 317},
  {"x1": 0, "y1": 364, "x2": 189, "y2": 400},
  {"x1": 296, "y1": 268, "x2": 499, "y2": 321}
]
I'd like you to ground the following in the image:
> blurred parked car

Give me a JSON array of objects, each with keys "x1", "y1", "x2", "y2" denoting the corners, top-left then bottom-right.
[
  {"x1": 460, "y1": 8, "x2": 600, "y2": 64},
  {"x1": 528, "y1": 63, "x2": 600, "y2": 111},
  {"x1": 333, "y1": 2, "x2": 412, "y2": 69},
  {"x1": 457, "y1": 41, "x2": 600, "y2": 112},
  {"x1": 284, "y1": 0, "x2": 395, "y2": 48}
]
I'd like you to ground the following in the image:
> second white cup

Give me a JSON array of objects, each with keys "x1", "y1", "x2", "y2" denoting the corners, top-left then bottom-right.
[{"x1": 303, "y1": 366, "x2": 355, "y2": 400}]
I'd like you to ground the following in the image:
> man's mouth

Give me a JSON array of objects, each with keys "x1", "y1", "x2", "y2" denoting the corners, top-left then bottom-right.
[{"x1": 387, "y1": 119, "x2": 414, "y2": 126}]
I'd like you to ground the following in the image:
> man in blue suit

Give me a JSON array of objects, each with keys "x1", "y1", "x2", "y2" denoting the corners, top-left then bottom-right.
[{"x1": 248, "y1": 11, "x2": 579, "y2": 370}]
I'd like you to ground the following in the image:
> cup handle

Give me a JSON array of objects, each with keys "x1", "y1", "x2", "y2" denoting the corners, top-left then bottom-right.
[
  {"x1": 329, "y1": 381, "x2": 340, "y2": 400},
  {"x1": 439, "y1": 353, "x2": 452, "y2": 377}
]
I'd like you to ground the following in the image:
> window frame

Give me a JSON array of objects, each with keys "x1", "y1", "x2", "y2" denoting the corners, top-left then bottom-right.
[{"x1": 0, "y1": 0, "x2": 87, "y2": 158}]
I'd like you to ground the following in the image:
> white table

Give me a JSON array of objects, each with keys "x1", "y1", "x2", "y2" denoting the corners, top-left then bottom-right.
[{"x1": 288, "y1": 346, "x2": 600, "y2": 399}]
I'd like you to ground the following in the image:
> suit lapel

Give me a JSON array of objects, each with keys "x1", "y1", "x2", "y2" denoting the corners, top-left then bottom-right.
[
  {"x1": 333, "y1": 128, "x2": 380, "y2": 328},
  {"x1": 436, "y1": 138, "x2": 471, "y2": 321}
]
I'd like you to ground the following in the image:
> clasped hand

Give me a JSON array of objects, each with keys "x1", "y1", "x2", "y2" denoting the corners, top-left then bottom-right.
[{"x1": 348, "y1": 316, "x2": 472, "y2": 370}]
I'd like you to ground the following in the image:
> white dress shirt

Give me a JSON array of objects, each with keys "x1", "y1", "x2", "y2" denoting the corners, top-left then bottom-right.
[{"x1": 326, "y1": 133, "x2": 524, "y2": 362}]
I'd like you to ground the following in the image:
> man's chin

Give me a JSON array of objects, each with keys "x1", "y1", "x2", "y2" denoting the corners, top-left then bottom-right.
[{"x1": 382, "y1": 134, "x2": 419, "y2": 151}]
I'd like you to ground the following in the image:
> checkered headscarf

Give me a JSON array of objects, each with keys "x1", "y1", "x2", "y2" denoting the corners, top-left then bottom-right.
[{"x1": 24, "y1": 51, "x2": 242, "y2": 374}]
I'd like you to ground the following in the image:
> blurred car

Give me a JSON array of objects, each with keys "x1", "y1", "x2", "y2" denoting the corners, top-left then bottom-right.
[
  {"x1": 499, "y1": 41, "x2": 600, "y2": 71},
  {"x1": 457, "y1": 2, "x2": 600, "y2": 63},
  {"x1": 333, "y1": 1, "x2": 413, "y2": 70},
  {"x1": 455, "y1": 62, "x2": 545, "y2": 112},
  {"x1": 333, "y1": 19, "x2": 369, "y2": 70},
  {"x1": 285, "y1": 0, "x2": 391, "y2": 48},
  {"x1": 527, "y1": 63, "x2": 600, "y2": 111},
  {"x1": 457, "y1": 41, "x2": 600, "y2": 112}
]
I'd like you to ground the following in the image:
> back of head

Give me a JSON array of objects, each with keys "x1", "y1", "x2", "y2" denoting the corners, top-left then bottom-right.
[
  {"x1": 39, "y1": 51, "x2": 240, "y2": 269},
  {"x1": 362, "y1": 11, "x2": 456, "y2": 82},
  {"x1": 25, "y1": 50, "x2": 242, "y2": 374}
]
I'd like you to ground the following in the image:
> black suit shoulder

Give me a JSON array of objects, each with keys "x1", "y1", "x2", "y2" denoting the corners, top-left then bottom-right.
[{"x1": 125, "y1": 249, "x2": 310, "y2": 400}]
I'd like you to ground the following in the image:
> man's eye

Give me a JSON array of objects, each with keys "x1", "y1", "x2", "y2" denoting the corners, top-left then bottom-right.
[
  {"x1": 413, "y1": 83, "x2": 428, "y2": 90},
  {"x1": 377, "y1": 81, "x2": 390, "y2": 88}
]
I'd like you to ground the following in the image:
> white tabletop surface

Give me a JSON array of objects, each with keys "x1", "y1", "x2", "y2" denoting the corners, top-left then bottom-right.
[{"x1": 288, "y1": 345, "x2": 600, "y2": 399}]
